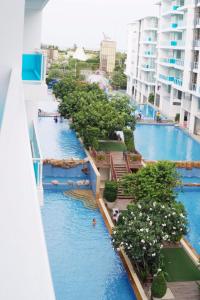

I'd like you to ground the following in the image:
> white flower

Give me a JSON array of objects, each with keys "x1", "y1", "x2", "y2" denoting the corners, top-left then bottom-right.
[
  {"x1": 152, "y1": 253, "x2": 156, "y2": 257},
  {"x1": 140, "y1": 228, "x2": 144, "y2": 232},
  {"x1": 165, "y1": 216, "x2": 168, "y2": 219},
  {"x1": 113, "y1": 231, "x2": 116, "y2": 234},
  {"x1": 138, "y1": 204, "x2": 142, "y2": 209},
  {"x1": 141, "y1": 239, "x2": 145, "y2": 243},
  {"x1": 180, "y1": 213, "x2": 185, "y2": 218},
  {"x1": 172, "y1": 212, "x2": 176, "y2": 215},
  {"x1": 162, "y1": 223, "x2": 166, "y2": 227},
  {"x1": 172, "y1": 232, "x2": 176, "y2": 235},
  {"x1": 146, "y1": 228, "x2": 149, "y2": 233},
  {"x1": 161, "y1": 205, "x2": 165, "y2": 209},
  {"x1": 157, "y1": 268, "x2": 162, "y2": 272},
  {"x1": 160, "y1": 245, "x2": 163, "y2": 249},
  {"x1": 143, "y1": 246, "x2": 146, "y2": 250},
  {"x1": 173, "y1": 227, "x2": 176, "y2": 230},
  {"x1": 153, "y1": 202, "x2": 156, "y2": 207},
  {"x1": 150, "y1": 208, "x2": 153, "y2": 211},
  {"x1": 149, "y1": 221, "x2": 153, "y2": 226},
  {"x1": 139, "y1": 212, "x2": 142, "y2": 217}
]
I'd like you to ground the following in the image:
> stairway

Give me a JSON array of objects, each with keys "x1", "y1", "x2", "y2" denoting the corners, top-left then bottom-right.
[{"x1": 110, "y1": 152, "x2": 134, "y2": 203}]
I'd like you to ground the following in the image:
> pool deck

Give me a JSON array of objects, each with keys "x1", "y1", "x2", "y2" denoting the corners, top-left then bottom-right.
[{"x1": 167, "y1": 281, "x2": 200, "y2": 300}]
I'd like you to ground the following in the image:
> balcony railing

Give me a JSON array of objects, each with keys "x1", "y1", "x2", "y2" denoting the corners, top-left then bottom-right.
[
  {"x1": 194, "y1": 40, "x2": 200, "y2": 47},
  {"x1": 173, "y1": 77, "x2": 183, "y2": 86},
  {"x1": 30, "y1": 122, "x2": 43, "y2": 188},
  {"x1": 195, "y1": 17, "x2": 200, "y2": 26},
  {"x1": 22, "y1": 52, "x2": 45, "y2": 81},
  {"x1": 143, "y1": 37, "x2": 157, "y2": 43},
  {"x1": 192, "y1": 61, "x2": 199, "y2": 69},
  {"x1": 141, "y1": 64, "x2": 155, "y2": 70},
  {"x1": 144, "y1": 51, "x2": 155, "y2": 56},
  {"x1": 159, "y1": 74, "x2": 174, "y2": 83},
  {"x1": 160, "y1": 57, "x2": 184, "y2": 66},
  {"x1": 160, "y1": 40, "x2": 185, "y2": 48}
]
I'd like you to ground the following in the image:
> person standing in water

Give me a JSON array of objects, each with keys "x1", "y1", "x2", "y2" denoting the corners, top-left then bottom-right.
[{"x1": 92, "y1": 218, "x2": 96, "y2": 226}]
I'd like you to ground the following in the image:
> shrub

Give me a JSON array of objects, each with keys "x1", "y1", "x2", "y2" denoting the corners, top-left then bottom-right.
[
  {"x1": 148, "y1": 93, "x2": 155, "y2": 105},
  {"x1": 151, "y1": 272, "x2": 167, "y2": 298},
  {"x1": 123, "y1": 128, "x2": 135, "y2": 152},
  {"x1": 103, "y1": 181, "x2": 118, "y2": 202},
  {"x1": 175, "y1": 113, "x2": 180, "y2": 122}
]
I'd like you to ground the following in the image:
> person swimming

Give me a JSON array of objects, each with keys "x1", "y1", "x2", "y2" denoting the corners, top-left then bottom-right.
[{"x1": 92, "y1": 218, "x2": 96, "y2": 226}]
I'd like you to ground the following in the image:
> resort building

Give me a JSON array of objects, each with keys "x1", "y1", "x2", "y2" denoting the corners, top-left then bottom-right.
[
  {"x1": 0, "y1": 0, "x2": 55, "y2": 299},
  {"x1": 155, "y1": 0, "x2": 200, "y2": 133},
  {"x1": 100, "y1": 38, "x2": 116, "y2": 74},
  {"x1": 126, "y1": 16, "x2": 158, "y2": 103}
]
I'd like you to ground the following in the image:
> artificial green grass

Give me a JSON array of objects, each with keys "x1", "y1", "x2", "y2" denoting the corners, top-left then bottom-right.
[
  {"x1": 162, "y1": 248, "x2": 200, "y2": 282},
  {"x1": 98, "y1": 141, "x2": 127, "y2": 152}
]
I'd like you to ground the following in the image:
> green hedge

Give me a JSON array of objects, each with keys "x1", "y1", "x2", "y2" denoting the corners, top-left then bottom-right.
[
  {"x1": 103, "y1": 181, "x2": 118, "y2": 202},
  {"x1": 151, "y1": 272, "x2": 167, "y2": 298},
  {"x1": 123, "y1": 128, "x2": 135, "y2": 152}
]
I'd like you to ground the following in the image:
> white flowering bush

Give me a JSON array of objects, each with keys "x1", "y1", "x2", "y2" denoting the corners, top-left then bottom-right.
[{"x1": 112, "y1": 200, "x2": 187, "y2": 277}]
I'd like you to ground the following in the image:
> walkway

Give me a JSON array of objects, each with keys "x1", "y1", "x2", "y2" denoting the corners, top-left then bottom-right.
[
  {"x1": 111, "y1": 152, "x2": 134, "y2": 210},
  {"x1": 168, "y1": 281, "x2": 200, "y2": 300}
]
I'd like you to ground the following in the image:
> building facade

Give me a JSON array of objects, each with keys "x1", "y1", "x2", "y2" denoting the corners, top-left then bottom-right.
[
  {"x1": 126, "y1": 16, "x2": 158, "y2": 103},
  {"x1": 127, "y1": 1, "x2": 200, "y2": 135},
  {"x1": 0, "y1": 0, "x2": 55, "y2": 299},
  {"x1": 100, "y1": 39, "x2": 116, "y2": 73}
]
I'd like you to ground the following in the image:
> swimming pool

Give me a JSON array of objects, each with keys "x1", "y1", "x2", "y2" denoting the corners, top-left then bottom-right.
[
  {"x1": 178, "y1": 187, "x2": 200, "y2": 254},
  {"x1": 42, "y1": 189, "x2": 136, "y2": 300},
  {"x1": 135, "y1": 124, "x2": 200, "y2": 161},
  {"x1": 37, "y1": 117, "x2": 86, "y2": 159},
  {"x1": 135, "y1": 104, "x2": 165, "y2": 120}
]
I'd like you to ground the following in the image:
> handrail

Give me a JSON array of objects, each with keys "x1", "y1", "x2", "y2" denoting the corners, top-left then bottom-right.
[{"x1": 110, "y1": 153, "x2": 117, "y2": 180}]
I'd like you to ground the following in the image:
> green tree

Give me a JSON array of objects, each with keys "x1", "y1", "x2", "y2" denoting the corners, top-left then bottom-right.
[
  {"x1": 110, "y1": 70, "x2": 127, "y2": 90},
  {"x1": 112, "y1": 199, "x2": 187, "y2": 276},
  {"x1": 120, "y1": 161, "x2": 181, "y2": 203}
]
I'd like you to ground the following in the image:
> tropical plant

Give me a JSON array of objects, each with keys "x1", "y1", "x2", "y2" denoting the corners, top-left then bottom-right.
[
  {"x1": 151, "y1": 272, "x2": 167, "y2": 298},
  {"x1": 148, "y1": 93, "x2": 155, "y2": 105},
  {"x1": 112, "y1": 199, "x2": 187, "y2": 275},
  {"x1": 120, "y1": 161, "x2": 181, "y2": 203},
  {"x1": 103, "y1": 181, "x2": 118, "y2": 202},
  {"x1": 123, "y1": 128, "x2": 135, "y2": 152}
]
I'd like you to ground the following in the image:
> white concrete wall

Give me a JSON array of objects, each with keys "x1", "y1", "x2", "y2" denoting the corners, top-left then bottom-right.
[
  {"x1": 0, "y1": 69, "x2": 55, "y2": 300},
  {"x1": 23, "y1": 8, "x2": 42, "y2": 52},
  {"x1": 0, "y1": 0, "x2": 25, "y2": 121}
]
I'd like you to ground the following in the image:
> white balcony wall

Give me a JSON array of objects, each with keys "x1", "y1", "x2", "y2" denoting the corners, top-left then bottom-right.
[
  {"x1": 23, "y1": 7, "x2": 42, "y2": 52},
  {"x1": 0, "y1": 0, "x2": 24, "y2": 123},
  {"x1": 0, "y1": 69, "x2": 55, "y2": 300}
]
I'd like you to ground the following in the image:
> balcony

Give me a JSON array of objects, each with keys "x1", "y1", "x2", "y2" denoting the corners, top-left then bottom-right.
[
  {"x1": 191, "y1": 83, "x2": 200, "y2": 94},
  {"x1": 161, "y1": 5, "x2": 184, "y2": 16},
  {"x1": 22, "y1": 52, "x2": 44, "y2": 81},
  {"x1": 159, "y1": 74, "x2": 174, "y2": 84},
  {"x1": 142, "y1": 37, "x2": 157, "y2": 44},
  {"x1": 194, "y1": 40, "x2": 200, "y2": 47},
  {"x1": 195, "y1": 17, "x2": 200, "y2": 27},
  {"x1": 29, "y1": 122, "x2": 43, "y2": 188},
  {"x1": 159, "y1": 40, "x2": 185, "y2": 48},
  {"x1": 192, "y1": 61, "x2": 199, "y2": 70},
  {"x1": 141, "y1": 64, "x2": 155, "y2": 71},
  {"x1": 160, "y1": 57, "x2": 176, "y2": 65},
  {"x1": 173, "y1": 77, "x2": 183, "y2": 86},
  {"x1": 143, "y1": 51, "x2": 156, "y2": 57}
]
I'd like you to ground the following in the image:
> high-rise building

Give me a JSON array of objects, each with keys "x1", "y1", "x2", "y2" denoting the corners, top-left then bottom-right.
[
  {"x1": 126, "y1": 1, "x2": 200, "y2": 136},
  {"x1": 156, "y1": 0, "x2": 200, "y2": 134},
  {"x1": 126, "y1": 16, "x2": 158, "y2": 103},
  {"x1": 0, "y1": 1, "x2": 55, "y2": 299},
  {"x1": 100, "y1": 39, "x2": 116, "y2": 73}
]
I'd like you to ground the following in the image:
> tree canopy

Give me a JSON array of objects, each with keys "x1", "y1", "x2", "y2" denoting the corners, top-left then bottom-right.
[{"x1": 54, "y1": 76, "x2": 135, "y2": 149}]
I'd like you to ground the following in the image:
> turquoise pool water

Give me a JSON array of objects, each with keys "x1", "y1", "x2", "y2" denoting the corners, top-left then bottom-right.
[
  {"x1": 37, "y1": 117, "x2": 86, "y2": 159},
  {"x1": 135, "y1": 124, "x2": 200, "y2": 161},
  {"x1": 178, "y1": 187, "x2": 200, "y2": 253},
  {"x1": 42, "y1": 190, "x2": 136, "y2": 300},
  {"x1": 135, "y1": 104, "x2": 166, "y2": 120}
]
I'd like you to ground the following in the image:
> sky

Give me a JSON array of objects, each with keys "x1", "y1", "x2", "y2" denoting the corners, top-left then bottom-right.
[{"x1": 42, "y1": 0, "x2": 158, "y2": 52}]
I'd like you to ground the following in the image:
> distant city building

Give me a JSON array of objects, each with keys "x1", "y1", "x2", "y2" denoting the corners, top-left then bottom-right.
[
  {"x1": 126, "y1": 16, "x2": 158, "y2": 103},
  {"x1": 100, "y1": 38, "x2": 116, "y2": 74},
  {"x1": 47, "y1": 48, "x2": 59, "y2": 61}
]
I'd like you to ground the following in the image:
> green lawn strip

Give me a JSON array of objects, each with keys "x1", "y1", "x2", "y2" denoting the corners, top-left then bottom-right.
[
  {"x1": 98, "y1": 141, "x2": 127, "y2": 152},
  {"x1": 162, "y1": 248, "x2": 200, "y2": 282}
]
